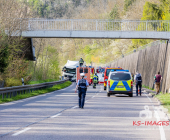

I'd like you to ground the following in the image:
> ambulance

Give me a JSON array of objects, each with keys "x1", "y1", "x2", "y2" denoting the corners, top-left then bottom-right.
[
  {"x1": 107, "y1": 70, "x2": 133, "y2": 97},
  {"x1": 103, "y1": 67, "x2": 123, "y2": 90},
  {"x1": 76, "y1": 66, "x2": 94, "y2": 85}
]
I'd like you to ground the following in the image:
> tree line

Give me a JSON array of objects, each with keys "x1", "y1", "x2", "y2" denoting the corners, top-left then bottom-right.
[{"x1": 1, "y1": 0, "x2": 170, "y2": 87}]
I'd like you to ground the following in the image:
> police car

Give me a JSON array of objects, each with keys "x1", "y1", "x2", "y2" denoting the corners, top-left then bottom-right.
[{"x1": 107, "y1": 70, "x2": 133, "y2": 97}]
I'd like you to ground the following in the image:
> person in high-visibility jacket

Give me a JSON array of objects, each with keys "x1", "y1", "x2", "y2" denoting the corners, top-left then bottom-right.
[
  {"x1": 93, "y1": 73, "x2": 98, "y2": 88},
  {"x1": 79, "y1": 58, "x2": 84, "y2": 67},
  {"x1": 90, "y1": 74, "x2": 94, "y2": 85}
]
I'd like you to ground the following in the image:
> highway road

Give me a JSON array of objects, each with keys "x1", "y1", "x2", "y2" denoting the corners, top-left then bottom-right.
[{"x1": 0, "y1": 83, "x2": 170, "y2": 140}]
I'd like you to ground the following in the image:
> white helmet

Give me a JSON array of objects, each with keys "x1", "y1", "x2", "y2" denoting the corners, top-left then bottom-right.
[{"x1": 80, "y1": 73, "x2": 85, "y2": 77}]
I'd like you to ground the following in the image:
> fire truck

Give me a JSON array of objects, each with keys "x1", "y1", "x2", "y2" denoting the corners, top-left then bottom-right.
[
  {"x1": 103, "y1": 67, "x2": 123, "y2": 90},
  {"x1": 76, "y1": 66, "x2": 94, "y2": 85}
]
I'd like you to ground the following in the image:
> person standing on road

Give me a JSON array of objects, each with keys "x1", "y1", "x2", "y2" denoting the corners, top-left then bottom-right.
[
  {"x1": 93, "y1": 73, "x2": 98, "y2": 88},
  {"x1": 76, "y1": 73, "x2": 89, "y2": 109},
  {"x1": 134, "y1": 72, "x2": 142, "y2": 96},
  {"x1": 154, "y1": 72, "x2": 162, "y2": 95}
]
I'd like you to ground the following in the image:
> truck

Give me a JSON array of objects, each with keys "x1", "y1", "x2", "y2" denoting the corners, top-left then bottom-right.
[
  {"x1": 76, "y1": 66, "x2": 94, "y2": 85},
  {"x1": 103, "y1": 67, "x2": 123, "y2": 90},
  {"x1": 62, "y1": 60, "x2": 79, "y2": 81}
]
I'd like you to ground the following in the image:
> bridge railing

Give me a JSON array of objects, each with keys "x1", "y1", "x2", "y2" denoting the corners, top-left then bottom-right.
[{"x1": 26, "y1": 19, "x2": 170, "y2": 32}]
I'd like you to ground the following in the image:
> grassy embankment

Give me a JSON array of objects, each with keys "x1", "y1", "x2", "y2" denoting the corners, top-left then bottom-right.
[
  {"x1": 142, "y1": 85, "x2": 154, "y2": 91},
  {"x1": 155, "y1": 94, "x2": 170, "y2": 113},
  {"x1": 0, "y1": 81, "x2": 72, "y2": 104},
  {"x1": 142, "y1": 85, "x2": 170, "y2": 113},
  {"x1": 28, "y1": 79, "x2": 59, "y2": 84}
]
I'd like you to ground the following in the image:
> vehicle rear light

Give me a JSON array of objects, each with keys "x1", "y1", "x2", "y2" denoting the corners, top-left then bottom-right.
[
  {"x1": 131, "y1": 81, "x2": 133, "y2": 86},
  {"x1": 108, "y1": 81, "x2": 110, "y2": 86}
]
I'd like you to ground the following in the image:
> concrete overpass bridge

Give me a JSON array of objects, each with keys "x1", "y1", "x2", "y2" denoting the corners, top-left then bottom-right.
[{"x1": 12, "y1": 19, "x2": 170, "y2": 40}]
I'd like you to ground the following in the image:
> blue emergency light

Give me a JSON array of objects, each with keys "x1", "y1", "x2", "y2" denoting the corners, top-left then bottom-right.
[{"x1": 111, "y1": 69, "x2": 129, "y2": 72}]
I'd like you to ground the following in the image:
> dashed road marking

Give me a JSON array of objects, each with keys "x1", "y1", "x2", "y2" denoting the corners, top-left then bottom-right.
[
  {"x1": 1, "y1": 83, "x2": 99, "y2": 138},
  {"x1": 12, "y1": 128, "x2": 31, "y2": 136},
  {"x1": 51, "y1": 113, "x2": 62, "y2": 118},
  {"x1": 72, "y1": 106, "x2": 77, "y2": 109}
]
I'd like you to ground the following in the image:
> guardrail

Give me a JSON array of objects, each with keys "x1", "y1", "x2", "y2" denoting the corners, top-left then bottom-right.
[
  {"x1": 0, "y1": 79, "x2": 68, "y2": 100},
  {"x1": 26, "y1": 19, "x2": 170, "y2": 32}
]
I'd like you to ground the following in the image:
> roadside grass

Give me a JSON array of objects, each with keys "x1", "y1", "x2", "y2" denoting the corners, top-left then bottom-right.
[
  {"x1": 142, "y1": 85, "x2": 154, "y2": 91},
  {"x1": 28, "y1": 79, "x2": 59, "y2": 85},
  {"x1": 142, "y1": 84, "x2": 170, "y2": 113},
  {"x1": 0, "y1": 81, "x2": 72, "y2": 104},
  {"x1": 155, "y1": 93, "x2": 170, "y2": 113},
  {"x1": 142, "y1": 85, "x2": 170, "y2": 113}
]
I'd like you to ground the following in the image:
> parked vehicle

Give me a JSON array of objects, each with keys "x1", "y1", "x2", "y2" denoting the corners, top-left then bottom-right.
[
  {"x1": 62, "y1": 60, "x2": 79, "y2": 81},
  {"x1": 96, "y1": 67, "x2": 105, "y2": 84},
  {"x1": 76, "y1": 66, "x2": 94, "y2": 85},
  {"x1": 103, "y1": 67, "x2": 123, "y2": 90},
  {"x1": 107, "y1": 70, "x2": 133, "y2": 97}
]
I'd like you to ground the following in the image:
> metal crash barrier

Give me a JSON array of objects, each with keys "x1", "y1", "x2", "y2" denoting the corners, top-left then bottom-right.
[{"x1": 0, "y1": 80, "x2": 68, "y2": 99}]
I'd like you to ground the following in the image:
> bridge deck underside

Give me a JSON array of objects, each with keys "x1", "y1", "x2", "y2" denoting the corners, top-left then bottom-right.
[{"x1": 16, "y1": 31, "x2": 170, "y2": 39}]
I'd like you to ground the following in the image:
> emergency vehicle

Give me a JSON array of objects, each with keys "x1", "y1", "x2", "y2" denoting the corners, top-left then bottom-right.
[
  {"x1": 96, "y1": 67, "x2": 105, "y2": 84},
  {"x1": 107, "y1": 70, "x2": 133, "y2": 97},
  {"x1": 62, "y1": 60, "x2": 79, "y2": 81},
  {"x1": 76, "y1": 66, "x2": 94, "y2": 85},
  {"x1": 103, "y1": 67, "x2": 123, "y2": 90}
]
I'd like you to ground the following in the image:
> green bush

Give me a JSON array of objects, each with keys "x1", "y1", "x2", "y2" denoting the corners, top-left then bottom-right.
[
  {"x1": 5, "y1": 78, "x2": 22, "y2": 87},
  {"x1": 124, "y1": 0, "x2": 136, "y2": 11}
]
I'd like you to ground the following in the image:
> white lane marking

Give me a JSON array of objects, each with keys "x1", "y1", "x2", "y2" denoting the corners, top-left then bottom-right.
[
  {"x1": 12, "y1": 128, "x2": 31, "y2": 136},
  {"x1": 59, "y1": 83, "x2": 74, "y2": 91},
  {"x1": 51, "y1": 113, "x2": 62, "y2": 118},
  {"x1": 55, "y1": 95, "x2": 77, "y2": 96},
  {"x1": 144, "y1": 93, "x2": 166, "y2": 140},
  {"x1": 92, "y1": 96, "x2": 95, "y2": 98},
  {"x1": 145, "y1": 95, "x2": 152, "y2": 102},
  {"x1": 72, "y1": 106, "x2": 77, "y2": 109}
]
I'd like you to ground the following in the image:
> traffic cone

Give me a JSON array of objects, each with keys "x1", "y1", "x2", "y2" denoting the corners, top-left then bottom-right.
[{"x1": 138, "y1": 89, "x2": 142, "y2": 95}]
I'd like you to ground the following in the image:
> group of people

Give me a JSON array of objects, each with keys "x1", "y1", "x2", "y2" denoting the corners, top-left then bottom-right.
[
  {"x1": 134, "y1": 71, "x2": 162, "y2": 96},
  {"x1": 75, "y1": 71, "x2": 162, "y2": 109}
]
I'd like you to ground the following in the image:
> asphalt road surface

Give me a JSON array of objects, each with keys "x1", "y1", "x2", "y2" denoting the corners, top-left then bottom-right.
[{"x1": 0, "y1": 83, "x2": 170, "y2": 140}]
